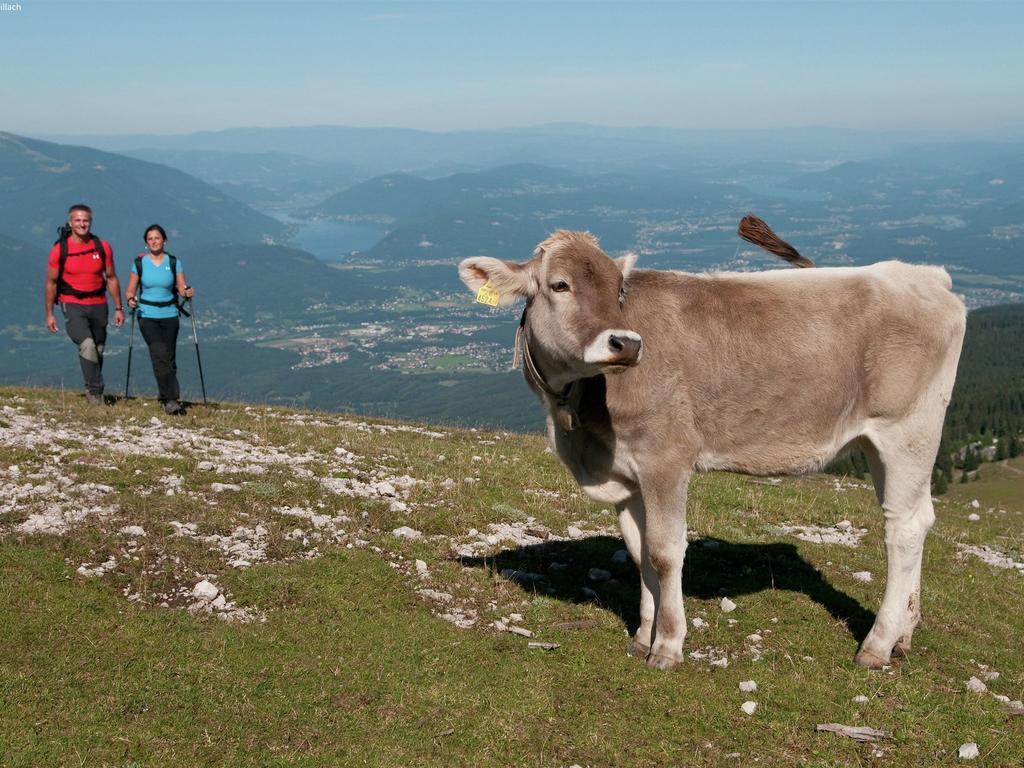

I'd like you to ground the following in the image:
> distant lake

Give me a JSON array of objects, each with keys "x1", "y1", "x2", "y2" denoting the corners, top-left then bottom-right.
[{"x1": 270, "y1": 213, "x2": 388, "y2": 262}]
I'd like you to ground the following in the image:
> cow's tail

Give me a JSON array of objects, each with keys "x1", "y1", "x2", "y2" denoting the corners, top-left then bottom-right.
[{"x1": 738, "y1": 214, "x2": 815, "y2": 268}]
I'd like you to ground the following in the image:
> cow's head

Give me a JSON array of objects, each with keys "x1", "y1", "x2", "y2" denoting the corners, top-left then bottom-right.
[{"x1": 458, "y1": 230, "x2": 642, "y2": 388}]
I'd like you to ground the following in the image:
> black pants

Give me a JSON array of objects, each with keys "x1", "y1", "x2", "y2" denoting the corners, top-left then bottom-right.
[
  {"x1": 62, "y1": 302, "x2": 108, "y2": 395},
  {"x1": 139, "y1": 316, "x2": 181, "y2": 403}
]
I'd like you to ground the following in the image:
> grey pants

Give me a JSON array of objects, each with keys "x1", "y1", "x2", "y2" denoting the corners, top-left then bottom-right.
[{"x1": 62, "y1": 302, "x2": 108, "y2": 395}]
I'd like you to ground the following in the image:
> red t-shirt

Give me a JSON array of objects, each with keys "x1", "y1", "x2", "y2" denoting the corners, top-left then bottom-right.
[{"x1": 47, "y1": 237, "x2": 114, "y2": 305}]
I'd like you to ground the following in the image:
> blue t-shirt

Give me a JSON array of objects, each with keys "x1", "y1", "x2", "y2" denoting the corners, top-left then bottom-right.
[{"x1": 137, "y1": 254, "x2": 183, "y2": 319}]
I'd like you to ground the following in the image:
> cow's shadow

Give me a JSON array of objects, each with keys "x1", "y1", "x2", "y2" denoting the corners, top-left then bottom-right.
[{"x1": 459, "y1": 535, "x2": 875, "y2": 642}]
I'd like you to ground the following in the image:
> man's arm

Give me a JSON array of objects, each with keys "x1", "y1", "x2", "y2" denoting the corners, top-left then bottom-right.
[
  {"x1": 107, "y1": 272, "x2": 124, "y2": 327},
  {"x1": 44, "y1": 266, "x2": 59, "y2": 333}
]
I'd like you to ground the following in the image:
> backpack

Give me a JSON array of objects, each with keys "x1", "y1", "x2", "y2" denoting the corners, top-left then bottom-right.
[
  {"x1": 134, "y1": 253, "x2": 189, "y2": 316},
  {"x1": 53, "y1": 225, "x2": 108, "y2": 303}
]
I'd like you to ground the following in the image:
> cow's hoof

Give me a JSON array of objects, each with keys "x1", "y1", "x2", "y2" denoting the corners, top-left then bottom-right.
[
  {"x1": 854, "y1": 648, "x2": 890, "y2": 669},
  {"x1": 628, "y1": 640, "x2": 651, "y2": 659},
  {"x1": 645, "y1": 653, "x2": 680, "y2": 671},
  {"x1": 892, "y1": 636, "x2": 912, "y2": 658}
]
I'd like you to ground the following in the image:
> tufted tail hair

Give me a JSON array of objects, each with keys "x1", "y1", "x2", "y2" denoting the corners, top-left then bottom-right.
[{"x1": 737, "y1": 214, "x2": 815, "y2": 268}]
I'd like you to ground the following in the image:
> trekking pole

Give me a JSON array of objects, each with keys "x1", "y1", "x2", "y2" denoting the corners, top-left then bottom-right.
[
  {"x1": 124, "y1": 307, "x2": 136, "y2": 400},
  {"x1": 184, "y1": 296, "x2": 208, "y2": 405}
]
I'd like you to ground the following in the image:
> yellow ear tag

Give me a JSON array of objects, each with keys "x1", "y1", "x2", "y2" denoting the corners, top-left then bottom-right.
[{"x1": 475, "y1": 281, "x2": 501, "y2": 307}]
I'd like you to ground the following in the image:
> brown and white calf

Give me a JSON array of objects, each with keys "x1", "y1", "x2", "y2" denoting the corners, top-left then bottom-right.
[{"x1": 459, "y1": 229, "x2": 965, "y2": 670}]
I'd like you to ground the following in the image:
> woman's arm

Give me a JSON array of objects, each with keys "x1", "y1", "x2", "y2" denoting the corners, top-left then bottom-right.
[
  {"x1": 125, "y1": 271, "x2": 139, "y2": 308},
  {"x1": 176, "y1": 270, "x2": 194, "y2": 300}
]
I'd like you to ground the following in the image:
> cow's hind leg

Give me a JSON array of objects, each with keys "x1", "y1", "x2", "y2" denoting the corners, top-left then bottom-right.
[
  {"x1": 618, "y1": 496, "x2": 656, "y2": 659},
  {"x1": 855, "y1": 436, "x2": 935, "y2": 669}
]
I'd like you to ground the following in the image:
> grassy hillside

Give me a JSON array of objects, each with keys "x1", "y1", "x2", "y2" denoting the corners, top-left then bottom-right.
[{"x1": 1, "y1": 387, "x2": 1021, "y2": 766}]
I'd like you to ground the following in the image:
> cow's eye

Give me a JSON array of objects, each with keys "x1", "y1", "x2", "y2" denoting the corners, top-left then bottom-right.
[{"x1": 550, "y1": 280, "x2": 570, "y2": 293}]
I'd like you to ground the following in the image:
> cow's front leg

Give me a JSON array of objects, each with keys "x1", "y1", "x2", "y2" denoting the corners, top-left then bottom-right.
[
  {"x1": 643, "y1": 473, "x2": 690, "y2": 671},
  {"x1": 617, "y1": 495, "x2": 656, "y2": 658}
]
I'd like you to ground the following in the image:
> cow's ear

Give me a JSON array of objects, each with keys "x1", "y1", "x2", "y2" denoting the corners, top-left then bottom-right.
[
  {"x1": 616, "y1": 251, "x2": 638, "y2": 279},
  {"x1": 458, "y1": 257, "x2": 534, "y2": 306}
]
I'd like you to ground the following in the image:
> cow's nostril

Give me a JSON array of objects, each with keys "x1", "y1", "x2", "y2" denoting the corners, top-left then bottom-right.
[{"x1": 609, "y1": 336, "x2": 624, "y2": 352}]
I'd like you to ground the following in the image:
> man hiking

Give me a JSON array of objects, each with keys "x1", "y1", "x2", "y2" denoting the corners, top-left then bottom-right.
[{"x1": 44, "y1": 204, "x2": 125, "y2": 404}]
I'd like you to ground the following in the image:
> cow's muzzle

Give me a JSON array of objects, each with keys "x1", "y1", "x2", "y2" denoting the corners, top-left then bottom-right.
[{"x1": 585, "y1": 329, "x2": 643, "y2": 369}]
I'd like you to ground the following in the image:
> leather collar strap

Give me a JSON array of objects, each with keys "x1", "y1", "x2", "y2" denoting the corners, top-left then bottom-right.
[{"x1": 515, "y1": 307, "x2": 579, "y2": 431}]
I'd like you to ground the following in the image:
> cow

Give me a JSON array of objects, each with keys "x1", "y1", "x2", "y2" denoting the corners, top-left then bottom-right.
[{"x1": 457, "y1": 220, "x2": 966, "y2": 671}]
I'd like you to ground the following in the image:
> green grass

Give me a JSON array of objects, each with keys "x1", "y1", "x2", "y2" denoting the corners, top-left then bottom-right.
[{"x1": 1, "y1": 386, "x2": 1022, "y2": 767}]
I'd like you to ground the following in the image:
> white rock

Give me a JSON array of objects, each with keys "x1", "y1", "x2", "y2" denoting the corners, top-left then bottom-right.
[
  {"x1": 970, "y1": 499, "x2": 980, "y2": 508},
  {"x1": 746, "y1": 633, "x2": 762, "y2": 643},
  {"x1": 711, "y1": 657, "x2": 729, "y2": 668},
  {"x1": 739, "y1": 680, "x2": 758, "y2": 692},
  {"x1": 836, "y1": 520, "x2": 853, "y2": 530},
  {"x1": 967, "y1": 513, "x2": 980, "y2": 522},
  {"x1": 740, "y1": 701, "x2": 757, "y2": 715},
  {"x1": 965, "y1": 676, "x2": 988, "y2": 693},
  {"x1": 415, "y1": 559, "x2": 428, "y2": 577},
  {"x1": 211, "y1": 594, "x2": 227, "y2": 609},
  {"x1": 567, "y1": 525, "x2": 586, "y2": 539},
  {"x1": 390, "y1": 500, "x2": 409, "y2": 513},
  {"x1": 720, "y1": 597, "x2": 737, "y2": 613},
  {"x1": 197, "y1": 461, "x2": 215, "y2": 471},
  {"x1": 192, "y1": 580, "x2": 219, "y2": 601},
  {"x1": 375, "y1": 481, "x2": 397, "y2": 497},
  {"x1": 958, "y1": 742, "x2": 979, "y2": 759},
  {"x1": 120, "y1": 525, "x2": 146, "y2": 537},
  {"x1": 852, "y1": 695, "x2": 870, "y2": 704},
  {"x1": 392, "y1": 526, "x2": 422, "y2": 540},
  {"x1": 211, "y1": 483, "x2": 241, "y2": 493},
  {"x1": 691, "y1": 617, "x2": 707, "y2": 629},
  {"x1": 852, "y1": 571, "x2": 873, "y2": 582}
]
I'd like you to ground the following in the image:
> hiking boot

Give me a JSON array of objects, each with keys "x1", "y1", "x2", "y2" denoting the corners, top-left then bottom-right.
[
  {"x1": 163, "y1": 400, "x2": 183, "y2": 415},
  {"x1": 86, "y1": 392, "x2": 104, "y2": 406}
]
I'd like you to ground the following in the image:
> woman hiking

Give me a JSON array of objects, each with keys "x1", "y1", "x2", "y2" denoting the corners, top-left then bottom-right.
[{"x1": 125, "y1": 224, "x2": 194, "y2": 415}]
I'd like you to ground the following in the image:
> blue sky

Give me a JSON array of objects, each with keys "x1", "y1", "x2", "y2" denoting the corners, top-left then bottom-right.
[{"x1": 3, "y1": 0, "x2": 1023, "y2": 136}]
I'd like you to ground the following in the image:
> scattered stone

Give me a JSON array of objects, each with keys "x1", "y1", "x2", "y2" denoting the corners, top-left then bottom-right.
[
  {"x1": 711, "y1": 657, "x2": 729, "y2": 669},
  {"x1": 528, "y1": 641, "x2": 560, "y2": 651},
  {"x1": 852, "y1": 571, "x2": 873, "y2": 582},
  {"x1": 740, "y1": 701, "x2": 757, "y2": 715},
  {"x1": 197, "y1": 461, "x2": 215, "y2": 471},
  {"x1": 415, "y1": 559, "x2": 429, "y2": 578},
  {"x1": 692, "y1": 617, "x2": 707, "y2": 629},
  {"x1": 119, "y1": 525, "x2": 146, "y2": 537},
  {"x1": 192, "y1": 580, "x2": 219, "y2": 601},
  {"x1": 720, "y1": 597, "x2": 737, "y2": 613},
  {"x1": 566, "y1": 525, "x2": 586, "y2": 539},
  {"x1": 745, "y1": 633, "x2": 762, "y2": 643},
  {"x1": 965, "y1": 676, "x2": 988, "y2": 693},
  {"x1": 392, "y1": 526, "x2": 422, "y2": 540},
  {"x1": 739, "y1": 680, "x2": 757, "y2": 692},
  {"x1": 967, "y1": 513, "x2": 980, "y2": 522},
  {"x1": 836, "y1": 520, "x2": 852, "y2": 530},
  {"x1": 816, "y1": 723, "x2": 888, "y2": 742},
  {"x1": 210, "y1": 483, "x2": 241, "y2": 493},
  {"x1": 958, "y1": 742, "x2": 979, "y2": 760},
  {"x1": 970, "y1": 499, "x2": 980, "y2": 509},
  {"x1": 852, "y1": 695, "x2": 870, "y2": 704},
  {"x1": 770, "y1": 522, "x2": 867, "y2": 547}
]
